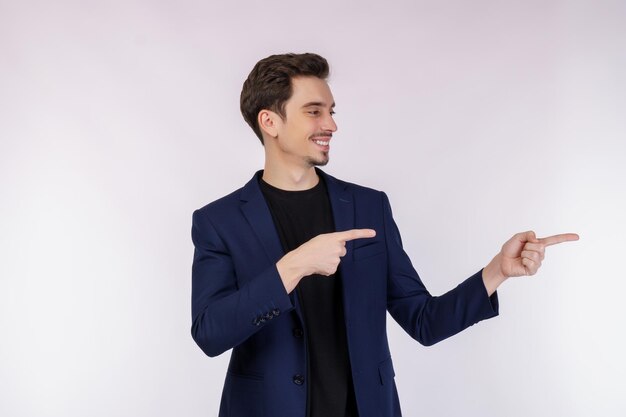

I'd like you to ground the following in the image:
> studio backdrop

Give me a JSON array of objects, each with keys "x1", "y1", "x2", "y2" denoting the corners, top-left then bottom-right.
[{"x1": 1, "y1": 1, "x2": 624, "y2": 416}]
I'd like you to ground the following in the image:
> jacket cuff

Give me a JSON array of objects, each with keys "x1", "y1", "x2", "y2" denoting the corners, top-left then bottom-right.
[
  {"x1": 461, "y1": 269, "x2": 499, "y2": 319},
  {"x1": 246, "y1": 265, "x2": 294, "y2": 327}
]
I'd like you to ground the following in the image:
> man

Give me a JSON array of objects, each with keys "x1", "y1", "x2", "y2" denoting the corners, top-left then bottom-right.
[{"x1": 190, "y1": 53, "x2": 578, "y2": 417}]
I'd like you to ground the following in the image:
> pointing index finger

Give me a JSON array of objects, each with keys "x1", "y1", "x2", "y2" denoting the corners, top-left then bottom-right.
[
  {"x1": 539, "y1": 233, "x2": 580, "y2": 247},
  {"x1": 335, "y1": 229, "x2": 376, "y2": 242}
]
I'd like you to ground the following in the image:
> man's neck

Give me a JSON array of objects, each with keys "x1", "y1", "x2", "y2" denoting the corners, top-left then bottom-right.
[{"x1": 262, "y1": 164, "x2": 319, "y2": 191}]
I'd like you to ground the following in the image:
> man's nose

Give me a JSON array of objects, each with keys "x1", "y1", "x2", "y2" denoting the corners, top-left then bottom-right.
[{"x1": 324, "y1": 112, "x2": 338, "y2": 132}]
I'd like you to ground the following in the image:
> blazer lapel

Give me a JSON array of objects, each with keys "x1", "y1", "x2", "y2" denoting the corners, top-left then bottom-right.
[
  {"x1": 318, "y1": 168, "x2": 356, "y2": 258},
  {"x1": 318, "y1": 169, "x2": 357, "y2": 318},
  {"x1": 239, "y1": 170, "x2": 303, "y2": 319},
  {"x1": 239, "y1": 171, "x2": 285, "y2": 264}
]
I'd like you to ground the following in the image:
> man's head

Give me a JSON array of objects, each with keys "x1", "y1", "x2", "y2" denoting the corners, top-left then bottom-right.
[{"x1": 240, "y1": 53, "x2": 331, "y2": 145}]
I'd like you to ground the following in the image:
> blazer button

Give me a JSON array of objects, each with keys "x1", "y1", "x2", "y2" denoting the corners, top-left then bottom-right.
[
  {"x1": 292, "y1": 328, "x2": 304, "y2": 338},
  {"x1": 272, "y1": 308, "x2": 281, "y2": 317},
  {"x1": 293, "y1": 374, "x2": 305, "y2": 385}
]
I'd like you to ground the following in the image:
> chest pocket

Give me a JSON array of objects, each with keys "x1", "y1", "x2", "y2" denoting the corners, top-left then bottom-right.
[{"x1": 353, "y1": 241, "x2": 385, "y2": 261}]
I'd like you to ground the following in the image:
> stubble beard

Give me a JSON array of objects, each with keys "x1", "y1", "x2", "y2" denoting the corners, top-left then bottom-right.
[{"x1": 305, "y1": 152, "x2": 329, "y2": 167}]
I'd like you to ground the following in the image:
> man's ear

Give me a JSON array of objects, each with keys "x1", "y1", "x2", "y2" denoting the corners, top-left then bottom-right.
[{"x1": 258, "y1": 109, "x2": 280, "y2": 139}]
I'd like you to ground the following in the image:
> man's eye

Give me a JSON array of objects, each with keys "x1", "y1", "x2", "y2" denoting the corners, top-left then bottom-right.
[{"x1": 307, "y1": 110, "x2": 335, "y2": 116}]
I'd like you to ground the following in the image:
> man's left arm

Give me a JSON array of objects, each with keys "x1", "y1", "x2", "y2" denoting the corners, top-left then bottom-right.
[{"x1": 381, "y1": 192, "x2": 578, "y2": 346}]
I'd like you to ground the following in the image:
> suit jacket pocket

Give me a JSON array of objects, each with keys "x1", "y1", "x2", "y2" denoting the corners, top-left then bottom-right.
[
  {"x1": 353, "y1": 242, "x2": 385, "y2": 261},
  {"x1": 378, "y1": 356, "x2": 396, "y2": 385},
  {"x1": 222, "y1": 371, "x2": 265, "y2": 416},
  {"x1": 377, "y1": 356, "x2": 400, "y2": 417}
]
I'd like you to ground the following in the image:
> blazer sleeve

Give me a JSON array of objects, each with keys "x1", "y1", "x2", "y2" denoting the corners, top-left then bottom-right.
[
  {"x1": 381, "y1": 192, "x2": 499, "y2": 346},
  {"x1": 190, "y1": 209, "x2": 294, "y2": 357}
]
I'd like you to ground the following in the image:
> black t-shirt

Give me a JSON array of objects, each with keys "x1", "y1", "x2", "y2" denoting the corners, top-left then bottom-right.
[{"x1": 260, "y1": 175, "x2": 358, "y2": 417}]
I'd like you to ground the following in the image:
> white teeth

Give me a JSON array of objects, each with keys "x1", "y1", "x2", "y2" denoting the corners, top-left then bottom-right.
[{"x1": 313, "y1": 140, "x2": 329, "y2": 146}]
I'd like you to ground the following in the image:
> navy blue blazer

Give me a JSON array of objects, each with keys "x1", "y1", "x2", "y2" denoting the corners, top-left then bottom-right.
[{"x1": 191, "y1": 169, "x2": 498, "y2": 417}]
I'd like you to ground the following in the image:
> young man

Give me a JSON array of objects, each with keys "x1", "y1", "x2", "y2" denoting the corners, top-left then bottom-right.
[{"x1": 190, "y1": 53, "x2": 578, "y2": 417}]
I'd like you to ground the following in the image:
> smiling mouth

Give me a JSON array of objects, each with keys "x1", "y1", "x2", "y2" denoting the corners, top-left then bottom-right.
[
  {"x1": 312, "y1": 139, "x2": 330, "y2": 146},
  {"x1": 311, "y1": 135, "x2": 331, "y2": 147}
]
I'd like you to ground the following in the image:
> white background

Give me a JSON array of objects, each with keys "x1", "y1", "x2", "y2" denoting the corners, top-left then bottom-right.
[{"x1": 1, "y1": 1, "x2": 625, "y2": 416}]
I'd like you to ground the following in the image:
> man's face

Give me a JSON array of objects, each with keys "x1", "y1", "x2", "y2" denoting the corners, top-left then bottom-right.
[{"x1": 272, "y1": 76, "x2": 337, "y2": 167}]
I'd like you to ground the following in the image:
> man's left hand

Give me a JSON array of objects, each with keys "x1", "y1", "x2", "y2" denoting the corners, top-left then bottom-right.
[{"x1": 482, "y1": 231, "x2": 579, "y2": 295}]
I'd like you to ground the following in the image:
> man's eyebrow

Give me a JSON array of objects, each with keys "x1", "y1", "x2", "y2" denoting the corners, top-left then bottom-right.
[{"x1": 301, "y1": 101, "x2": 336, "y2": 108}]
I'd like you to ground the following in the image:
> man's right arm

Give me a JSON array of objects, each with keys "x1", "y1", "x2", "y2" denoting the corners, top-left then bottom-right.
[{"x1": 190, "y1": 209, "x2": 293, "y2": 357}]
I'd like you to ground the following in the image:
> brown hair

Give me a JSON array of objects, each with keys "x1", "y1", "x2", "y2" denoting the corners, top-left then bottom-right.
[{"x1": 240, "y1": 53, "x2": 329, "y2": 144}]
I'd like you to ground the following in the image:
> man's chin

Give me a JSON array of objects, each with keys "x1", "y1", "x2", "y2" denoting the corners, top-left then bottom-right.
[{"x1": 306, "y1": 154, "x2": 329, "y2": 167}]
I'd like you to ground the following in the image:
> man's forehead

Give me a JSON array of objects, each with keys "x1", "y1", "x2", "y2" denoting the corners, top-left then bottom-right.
[
  {"x1": 301, "y1": 101, "x2": 336, "y2": 108},
  {"x1": 290, "y1": 76, "x2": 335, "y2": 106}
]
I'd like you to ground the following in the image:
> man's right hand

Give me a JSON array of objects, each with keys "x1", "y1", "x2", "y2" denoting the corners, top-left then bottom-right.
[{"x1": 276, "y1": 229, "x2": 376, "y2": 293}]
